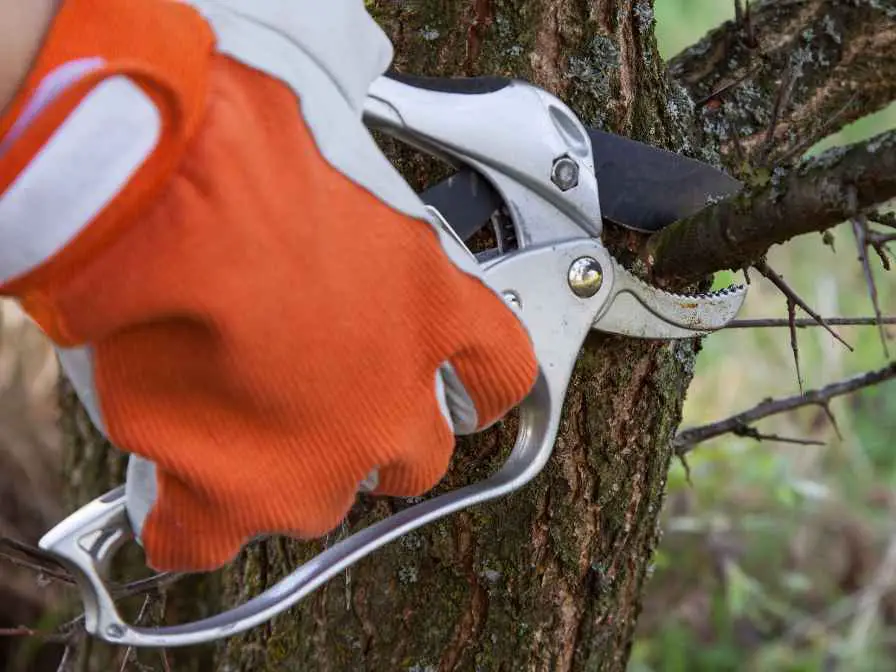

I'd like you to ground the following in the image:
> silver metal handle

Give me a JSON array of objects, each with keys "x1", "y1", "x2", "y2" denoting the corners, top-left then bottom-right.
[
  {"x1": 364, "y1": 75, "x2": 603, "y2": 247},
  {"x1": 39, "y1": 238, "x2": 613, "y2": 648}
]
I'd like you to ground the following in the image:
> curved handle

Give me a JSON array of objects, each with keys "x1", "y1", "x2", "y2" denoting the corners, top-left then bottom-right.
[{"x1": 39, "y1": 238, "x2": 614, "y2": 648}]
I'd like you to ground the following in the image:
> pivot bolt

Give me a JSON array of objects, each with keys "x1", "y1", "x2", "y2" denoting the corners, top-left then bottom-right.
[
  {"x1": 568, "y1": 257, "x2": 603, "y2": 298},
  {"x1": 551, "y1": 156, "x2": 579, "y2": 191}
]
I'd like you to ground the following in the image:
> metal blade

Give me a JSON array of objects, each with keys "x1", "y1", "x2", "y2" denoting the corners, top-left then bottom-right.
[
  {"x1": 418, "y1": 130, "x2": 743, "y2": 240},
  {"x1": 589, "y1": 129, "x2": 743, "y2": 233},
  {"x1": 592, "y1": 256, "x2": 747, "y2": 339},
  {"x1": 419, "y1": 168, "x2": 504, "y2": 241}
]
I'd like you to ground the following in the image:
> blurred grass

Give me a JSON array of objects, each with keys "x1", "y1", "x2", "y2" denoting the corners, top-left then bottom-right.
[
  {"x1": 631, "y1": 3, "x2": 896, "y2": 671},
  {"x1": 0, "y1": 3, "x2": 894, "y2": 671}
]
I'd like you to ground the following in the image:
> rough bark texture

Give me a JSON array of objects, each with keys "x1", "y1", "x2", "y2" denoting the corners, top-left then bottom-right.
[
  {"x1": 644, "y1": 0, "x2": 896, "y2": 287},
  {"x1": 217, "y1": 2, "x2": 699, "y2": 671},
  {"x1": 669, "y1": 0, "x2": 896, "y2": 168},
  {"x1": 646, "y1": 128, "x2": 896, "y2": 283}
]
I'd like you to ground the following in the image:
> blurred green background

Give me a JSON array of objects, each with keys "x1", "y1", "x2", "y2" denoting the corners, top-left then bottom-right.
[{"x1": 633, "y1": 2, "x2": 896, "y2": 671}]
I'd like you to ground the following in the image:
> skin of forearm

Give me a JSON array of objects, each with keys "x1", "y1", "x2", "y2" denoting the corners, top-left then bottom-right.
[{"x1": 0, "y1": 0, "x2": 58, "y2": 118}]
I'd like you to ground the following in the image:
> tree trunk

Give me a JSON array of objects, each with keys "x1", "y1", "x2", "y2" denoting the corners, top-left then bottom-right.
[{"x1": 62, "y1": 2, "x2": 704, "y2": 670}]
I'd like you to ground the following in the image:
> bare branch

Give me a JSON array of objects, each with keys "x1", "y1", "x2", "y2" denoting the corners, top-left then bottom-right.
[
  {"x1": 56, "y1": 643, "x2": 76, "y2": 672},
  {"x1": 870, "y1": 210, "x2": 896, "y2": 230},
  {"x1": 732, "y1": 425, "x2": 825, "y2": 447},
  {"x1": 645, "y1": 130, "x2": 896, "y2": 284},
  {"x1": 727, "y1": 316, "x2": 896, "y2": 329},
  {"x1": 820, "y1": 400, "x2": 842, "y2": 440},
  {"x1": 0, "y1": 627, "x2": 40, "y2": 638},
  {"x1": 669, "y1": 0, "x2": 896, "y2": 165},
  {"x1": 852, "y1": 216, "x2": 890, "y2": 356},
  {"x1": 117, "y1": 596, "x2": 154, "y2": 672},
  {"x1": 0, "y1": 626, "x2": 74, "y2": 645},
  {"x1": 674, "y1": 362, "x2": 896, "y2": 455},
  {"x1": 754, "y1": 260, "x2": 853, "y2": 351},
  {"x1": 0, "y1": 546, "x2": 75, "y2": 586},
  {"x1": 786, "y1": 295, "x2": 803, "y2": 391}
]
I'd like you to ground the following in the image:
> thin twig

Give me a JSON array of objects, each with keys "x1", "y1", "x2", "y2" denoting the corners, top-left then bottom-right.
[
  {"x1": 755, "y1": 260, "x2": 853, "y2": 351},
  {"x1": 852, "y1": 216, "x2": 890, "y2": 357},
  {"x1": 866, "y1": 229, "x2": 896, "y2": 269},
  {"x1": 694, "y1": 64, "x2": 764, "y2": 108},
  {"x1": 758, "y1": 65, "x2": 797, "y2": 164},
  {"x1": 867, "y1": 232, "x2": 896, "y2": 246},
  {"x1": 786, "y1": 296, "x2": 803, "y2": 392},
  {"x1": 0, "y1": 534, "x2": 185, "y2": 597},
  {"x1": 0, "y1": 537, "x2": 74, "y2": 584},
  {"x1": 56, "y1": 642, "x2": 76, "y2": 672},
  {"x1": 0, "y1": 548, "x2": 74, "y2": 585},
  {"x1": 819, "y1": 401, "x2": 842, "y2": 440},
  {"x1": 674, "y1": 362, "x2": 896, "y2": 455},
  {"x1": 112, "y1": 572, "x2": 185, "y2": 600},
  {"x1": 727, "y1": 316, "x2": 896, "y2": 328},
  {"x1": 0, "y1": 627, "x2": 74, "y2": 645},
  {"x1": 0, "y1": 627, "x2": 40, "y2": 638},
  {"x1": 732, "y1": 426, "x2": 825, "y2": 446},
  {"x1": 117, "y1": 596, "x2": 154, "y2": 672},
  {"x1": 869, "y1": 210, "x2": 896, "y2": 230}
]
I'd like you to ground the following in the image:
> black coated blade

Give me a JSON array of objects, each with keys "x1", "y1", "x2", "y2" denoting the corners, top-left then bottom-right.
[
  {"x1": 417, "y1": 129, "x2": 744, "y2": 240},
  {"x1": 419, "y1": 168, "x2": 503, "y2": 242},
  {"x1": 588, "y1": 129, "x2": 743, "y2": 233}
]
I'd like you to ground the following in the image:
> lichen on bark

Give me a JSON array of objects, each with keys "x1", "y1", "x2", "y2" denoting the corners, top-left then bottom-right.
[
  {"x1": 215, "y1": 2, "x2": 707, "y2": 671},
  {"x1": 668, "y1": 0, "x2": 896, "y2": 170}
]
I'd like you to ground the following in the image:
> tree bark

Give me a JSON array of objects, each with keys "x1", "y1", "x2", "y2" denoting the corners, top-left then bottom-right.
[
  {"x1": 218, "y1": 3, "x2": 700, "y2": 671},
  {"x1": 55, "y1": 2, "x2": 755, "y2": 672},
  {"x1": 669, "y1": 0, "x2": 896, "y2": 167}
]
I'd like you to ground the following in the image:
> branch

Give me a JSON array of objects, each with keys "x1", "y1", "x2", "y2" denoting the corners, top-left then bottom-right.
[
  {"x1": 852, "y1": 215, "x2": 891, "y2": 356},
  {"x1": 727, "y1": 316, "x2": 896, "y2": 329},
  {"x1": 674, "y1": 362, "x2": 896, "y2": 455},
  {"x1": 669, "y1": 0, "x2": 896, "y2": 165},
  {"x1": 645, "y1": 130, "x2": 896, "y2": 284},
  {"x1": 754, "y1": 260, "x2": 852, "y2": 351}
]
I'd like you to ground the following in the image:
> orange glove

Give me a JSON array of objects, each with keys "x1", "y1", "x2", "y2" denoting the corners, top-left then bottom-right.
[{"x1": 0, "y1": 0, "x2": 537, "y2": 571}]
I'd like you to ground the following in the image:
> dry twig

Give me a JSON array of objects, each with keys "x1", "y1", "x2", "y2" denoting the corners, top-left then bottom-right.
[
  {"x1": 755, "y1": 262, "x2": 851, "y2": 350},
  {"x1": 727, "y1": 316, "x2": 896, "y2": 329},
  {"x1": 674, "y1": 362, "x2": 896, "y2": 455},
  {"x1": 852, "y1": 216, "x2": 891, "y2": 357}
]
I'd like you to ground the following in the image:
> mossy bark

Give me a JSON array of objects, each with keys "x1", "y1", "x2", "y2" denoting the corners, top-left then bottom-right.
[
  {"x1": 220, "y1": 2, "x2": 702, "y2": 670},
  {"x1": 60, "y1": 2, "x2": 704, "y2": 670}
]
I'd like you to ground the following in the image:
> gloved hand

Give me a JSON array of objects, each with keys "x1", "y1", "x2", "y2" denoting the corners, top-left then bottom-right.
[{"x1": 0, "y1": 0, "x2": 537, "y2": 571}]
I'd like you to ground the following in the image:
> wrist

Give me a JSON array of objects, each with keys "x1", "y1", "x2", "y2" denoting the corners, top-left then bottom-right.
[{"x1": 0, "y1": 0, "x2": 59, "y2": 120}]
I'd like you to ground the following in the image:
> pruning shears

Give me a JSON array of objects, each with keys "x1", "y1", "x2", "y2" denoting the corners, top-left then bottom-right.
[{"x1": 38, "y1": 73, "x2": 748, "y2": 647}]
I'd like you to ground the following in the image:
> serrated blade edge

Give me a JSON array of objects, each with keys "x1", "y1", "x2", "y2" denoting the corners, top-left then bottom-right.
[{"x1": 592, "y1": 257, "x2": 747, "y2": 339}]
